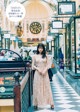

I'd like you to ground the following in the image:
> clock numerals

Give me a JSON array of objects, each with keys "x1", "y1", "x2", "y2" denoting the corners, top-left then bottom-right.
[{"x1": 30, "y1": 22, "x2": 42, "y2": 34}]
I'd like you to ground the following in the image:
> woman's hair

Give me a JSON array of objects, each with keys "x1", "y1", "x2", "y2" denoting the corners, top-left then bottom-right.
[
  {"x1": 36, "y1": 43, "x2": 46, "y2": 58},
  {"x1": 58, "y1": 48, "x2": 62, "y2": 54}
]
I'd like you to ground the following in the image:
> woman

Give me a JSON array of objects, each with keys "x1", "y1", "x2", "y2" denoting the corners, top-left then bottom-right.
[
  {"x1": 32, "y1": 43, "x2": 54, "y2": 109},
  {"x1": 58, "y1": 48, "x2": 64, "y2": 70}
]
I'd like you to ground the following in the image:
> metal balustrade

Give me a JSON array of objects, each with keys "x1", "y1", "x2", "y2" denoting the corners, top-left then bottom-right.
[
  {"x1": 14, "y1": 68, "x2": 33, "y2": 112},
  {"x1": 21, "y1": 70, "x2": 32, "y2": 112},
  {"x1": 0, "y1": 49, "x2": 33, "y2": 112}
]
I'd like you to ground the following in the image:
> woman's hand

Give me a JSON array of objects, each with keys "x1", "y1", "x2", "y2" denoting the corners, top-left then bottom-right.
[
  {"x1": 42, "y1": 70, "x2": 47, "y2": 76},
  {"x1": 37, "y1": 68, "x2": 42, "y2": 75}
]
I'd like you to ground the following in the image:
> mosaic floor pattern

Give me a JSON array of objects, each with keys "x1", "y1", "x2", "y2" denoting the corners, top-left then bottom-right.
[{"x1": 28, "y1": 71, "x2": 80, "y2": 112}]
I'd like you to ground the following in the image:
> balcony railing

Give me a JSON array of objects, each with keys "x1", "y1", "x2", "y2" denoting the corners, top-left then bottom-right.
[{"x1": 0, "y1": 49, "x2": 33, "y2": 112}]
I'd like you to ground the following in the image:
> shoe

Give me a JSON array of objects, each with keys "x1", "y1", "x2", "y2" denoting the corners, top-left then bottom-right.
[
  {"x1": 51, "y1": 105, "x2": 54, "y2": 109},
  {"x1": 34, "y1": 106, "x2": 38, "y2": 110}
]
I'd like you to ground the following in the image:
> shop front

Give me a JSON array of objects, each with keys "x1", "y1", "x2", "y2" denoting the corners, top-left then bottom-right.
[{"x1": 65, "y1": 16, "x2": 80, "y2": 74}]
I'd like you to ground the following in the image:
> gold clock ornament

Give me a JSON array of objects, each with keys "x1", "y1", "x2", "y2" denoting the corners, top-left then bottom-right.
[{"x1": 30, "y1": 22, "x2": 42, "y2": 34}]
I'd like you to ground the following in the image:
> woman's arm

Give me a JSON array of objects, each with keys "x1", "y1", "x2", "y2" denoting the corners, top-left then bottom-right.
[
  {"x1": 32, "y1": 55, "x2": 37, "y2": 70},
  {"x1": 32, "y1": 55, "x2": 42, "y2": 74},
  {"x1": 42, "y1": 56, "x2": 52, "y2": 75}
]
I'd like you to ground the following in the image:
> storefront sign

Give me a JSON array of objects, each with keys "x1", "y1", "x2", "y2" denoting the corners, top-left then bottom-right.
[
  {"x1": 4, "y1": 34, "x2": 10, "y2": 38},
  {"x1": 58, "y1": 1, "x2": 76, "y2": 15},
  {"x1": 52, "y1": 20, "x2": 63, "y2": 29}
]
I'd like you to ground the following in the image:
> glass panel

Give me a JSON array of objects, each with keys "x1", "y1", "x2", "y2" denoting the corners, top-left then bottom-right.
[
  {"x1": 5, "y1": 38, "x2": 10, "y2": 49},
  {"x1": 0, "y1": 73, "x2": 23, "y2": 98},
  {"x1": 0, "y1": 50, "x2": 22, "y2": 61},
  {"x1": 0, "y1": 35, "x2": 2, "y2": 48},
  {"x1": 71, "y1": 21, "x2": 75, "y2": 72},
  {"x1": 66, "y1": 25, "x2": 71, "y2": 69},
  {"x1": 76, "y1": 19, "x2": 80, "y2": 73}
]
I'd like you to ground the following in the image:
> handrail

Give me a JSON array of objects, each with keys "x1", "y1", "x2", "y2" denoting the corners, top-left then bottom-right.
[
  {"x1": 14, "y1": 72, "x2": 21, "y2": 112},
  {"x1": 20, "y1": 72, "x2": 29, "y2": 93},
  {"x1": 14, "y1": 66, "x2": 33, "y2": 112}
]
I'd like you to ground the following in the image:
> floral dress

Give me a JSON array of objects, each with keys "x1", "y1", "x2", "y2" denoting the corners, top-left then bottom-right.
[{"x1": 32, "y1": 54, "x2": 54, "y2": 106}]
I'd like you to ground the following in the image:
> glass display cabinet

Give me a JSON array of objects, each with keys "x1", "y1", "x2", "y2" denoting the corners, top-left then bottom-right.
[
  {"x1": 0, "y1": 35, "x2": 2, "y2": 48},
  {"x1": 70, "y1": 16, "x2": 80, "y2": 74},
  {"x1": 5, "y1": 38, "x2": 10, "y2": 49},
  {"x1": 65, "y1": 24, "x2": 71, "y2": 69},
  {"x1": 75, "y1": 18, "x2": 80, "y2": 73},
  {"x1": 71, "y1": 20, "x2": 75, "y2": 72}
]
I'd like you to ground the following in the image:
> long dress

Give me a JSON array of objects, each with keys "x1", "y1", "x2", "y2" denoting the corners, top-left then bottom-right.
[{"x1": 32, "y1": 54, "x2": 54, "y2": 106}]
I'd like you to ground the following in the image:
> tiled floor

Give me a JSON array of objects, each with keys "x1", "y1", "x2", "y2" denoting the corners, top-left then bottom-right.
[{"x1": 28, "y1": 71, "x2": 80, "y2": 112}]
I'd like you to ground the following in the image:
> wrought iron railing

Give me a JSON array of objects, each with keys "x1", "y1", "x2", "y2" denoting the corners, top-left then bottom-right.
[
  {"x1": 14, "y1": 67, "x2": 33, "y2": 112},
  {"x1": 21, "y1": 70, "x2": 31, "y2": 112},
  {"x1": 0, "y1": 49, "x2": 33, "y2": 112}
]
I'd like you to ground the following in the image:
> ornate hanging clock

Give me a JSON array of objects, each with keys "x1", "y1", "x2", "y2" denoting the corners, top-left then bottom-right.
[{"x1": 30, "y1": 22, "x2": 42, "y2": 34}]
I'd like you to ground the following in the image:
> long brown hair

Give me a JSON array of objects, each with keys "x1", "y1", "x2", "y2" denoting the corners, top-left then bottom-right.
[{"x1": 36, "y1": 43, "x2": 46, "y2": 58}]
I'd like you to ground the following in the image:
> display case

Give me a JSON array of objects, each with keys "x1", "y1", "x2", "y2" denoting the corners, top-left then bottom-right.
[
  {"x1": 76, "y1": 19, "x2": 80, "y2": 73},
  {"x1": 5, "y1": 38, "x2": 10, "y2": 49},
  {"x1": 71, "y1": 20, "x2": 75, "y2": 72},
  {"x1": 69, "y1": 16, "x2": 80, "y2": 74},
  {"x1": 0, "y1": 35, "x2": 2, "y2": 48},
  {"x1": 0, "y1": 35, "x2": 3, "y2": 48},
  {"x1": 65, "y1": 24, "x2": 71, "y2": 69}
]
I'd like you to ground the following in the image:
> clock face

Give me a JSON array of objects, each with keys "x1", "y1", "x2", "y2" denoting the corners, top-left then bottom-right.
[{"x1": 30, "y1": 22, "x2": 42, "y2": 34}]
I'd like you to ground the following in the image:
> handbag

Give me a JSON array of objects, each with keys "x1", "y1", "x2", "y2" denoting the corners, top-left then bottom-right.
[
  {"x1": 50, "y1": 67, "x2": 57, "y2": 75},
  {"x1": 49, "y1": 62, "x2": 57, "y2": 75},
  {"x1": 51, "y1": 63, "x2": 55, "y2": 68},
  {"x1": 48, "y1": 66, "x2": 57, "y2": 81},
  {"x1": 48, "y1": 68, "x2": 53, "y2": 77}
]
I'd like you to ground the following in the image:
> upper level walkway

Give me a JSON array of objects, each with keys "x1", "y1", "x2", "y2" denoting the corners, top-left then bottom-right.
[{"x1": 28, "y1": 71, "x2": 80, "y2": 112}]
